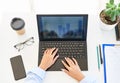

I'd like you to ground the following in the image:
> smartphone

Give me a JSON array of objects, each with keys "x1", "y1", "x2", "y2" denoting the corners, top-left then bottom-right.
[{"x1": 10, "y1": 55, "x2": 26, "y2": 80}]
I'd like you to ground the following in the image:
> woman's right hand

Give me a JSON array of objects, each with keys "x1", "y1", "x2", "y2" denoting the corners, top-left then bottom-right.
[{"x1": 61, "y1": 57, "x2": 85, "y2": 81}]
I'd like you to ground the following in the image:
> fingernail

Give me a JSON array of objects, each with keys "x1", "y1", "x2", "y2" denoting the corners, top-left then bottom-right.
[
  {"x1": 61, "y1": 69, "x2": 64, "y2": 71},
  {"x1": 56, "y1": 48, "x2": 58, "y2": 50},
  {"x1": 57, "y1": 55, "x2": 59, "y2": 58}
]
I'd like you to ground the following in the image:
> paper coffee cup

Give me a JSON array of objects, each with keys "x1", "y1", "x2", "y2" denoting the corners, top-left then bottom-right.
[{"x1": 11, "y1": 17, "x2": 25, "y2": 35}]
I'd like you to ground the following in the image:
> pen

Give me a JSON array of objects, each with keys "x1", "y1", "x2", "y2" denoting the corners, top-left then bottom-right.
[
  {"x1": 96, "y1": 46, "x2": 100, "y2": 71},
  {"x1": 99, "y1": 44, "x2": 103, "y2": 64}
]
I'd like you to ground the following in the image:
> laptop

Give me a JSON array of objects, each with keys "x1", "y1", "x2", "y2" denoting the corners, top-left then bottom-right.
[{"x1": 36, "y1": 14, "x2": 88, "y2": 71}]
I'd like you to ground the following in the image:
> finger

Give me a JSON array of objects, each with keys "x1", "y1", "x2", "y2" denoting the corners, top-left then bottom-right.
[
  {"x1": 44, "y1": 49, "x2": 49, "y2": 54},
  {"x1": 51, "y1": 47, "x2": 56, "y2": 52},
  {"x1": 61, "y1": 69, "x2": 70, "y2": 75},
  {"x1": 72, "y1": 57, "x2": 78, "y2": 65},
  {"x1": 47, "y1": 48, "x2": 53, "y2": 55},
  {"x1": 53, "y1": 55, "x2": 59, "y2": 64},
  {"x1": 65, "y1": 57, "x2": 74, "y2": 66},
  {"x1": 52, "y1": 48, "x2": 58, "y2": 57},
  {"x1": 49, "y1": 48, "x2": 56, "y2": 54},
  {"x1": 61, "y1": 60, "x2": 69, "y2": 70},
  {"x1": 45, "y1": 48, "x2": 50, "y2": 53}
]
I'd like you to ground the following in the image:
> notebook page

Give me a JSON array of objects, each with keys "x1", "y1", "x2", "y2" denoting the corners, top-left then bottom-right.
[{"x1": 105, "y1": 46, "x2": 120, "y2": 83}]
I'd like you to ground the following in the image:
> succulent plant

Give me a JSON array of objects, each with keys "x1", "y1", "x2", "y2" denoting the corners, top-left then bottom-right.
[{"x1": 104, "y1": 0, "x2": 120, "y2": 21}]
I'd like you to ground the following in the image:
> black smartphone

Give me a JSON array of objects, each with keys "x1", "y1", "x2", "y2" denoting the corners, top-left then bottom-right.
[{"x1": 10, "y1": 55, "x2": 26, "y2": 80}]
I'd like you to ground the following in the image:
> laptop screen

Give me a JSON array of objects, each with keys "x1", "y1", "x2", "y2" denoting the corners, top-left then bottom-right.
[{"x1": 37, "y1": 15, "x2": 88, "y2": 41}]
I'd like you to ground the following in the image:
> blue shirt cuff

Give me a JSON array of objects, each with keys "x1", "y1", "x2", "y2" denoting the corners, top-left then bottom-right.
[
  {"x1": 80, "y1": 76, "x2": 97, "y2": 83},
  {"x1": 28, "y1": 67, "x2": 46, "y2": 80}
]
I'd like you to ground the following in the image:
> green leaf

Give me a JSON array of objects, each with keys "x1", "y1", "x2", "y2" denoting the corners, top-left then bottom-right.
[
  {"x1": 110, "y1": 0, "x2": 114, "y2": 5},
  {"x1": 105, "y1": 8, "x2": 112, "y2": 16},
  {"x1": 106, "y1": 3, "x2": 112, "y2": 8},
  {"x1": 110, "y1": 10, "x2": 116, "y2": 21},
  {"x1": 119, "y1": 3, "x2": 120, "y2": 7},
  {"x1": 118, "y1": 7, "x2": 120, "y2": 11},
  {"x1": 111, "y1": 15, "x2": 116, "y2": 21},
  {"x1": 116, "y1": 11, "x2": 120, "y2": 16},
  {"x1": 116, "y1": 8, "x2": 120, "y2": 16},
  {"x1": 111, "y1": 4, "x2": 116, "y2": 10}
]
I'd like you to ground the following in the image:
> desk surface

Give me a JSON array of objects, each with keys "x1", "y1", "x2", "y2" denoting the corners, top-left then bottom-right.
[
  {"x1": 0, "y1": 0, "x2": 120, "y2": 83},
  {"x1": 0, "y1": 13, "x2": 103, "y2": 83}
]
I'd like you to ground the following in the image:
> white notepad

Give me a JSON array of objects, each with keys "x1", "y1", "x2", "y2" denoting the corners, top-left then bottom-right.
[{"x1": 104, "y1": 46, "x2": 120, "y2": 83}]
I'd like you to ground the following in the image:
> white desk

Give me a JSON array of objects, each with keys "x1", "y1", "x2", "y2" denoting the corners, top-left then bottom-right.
[
  {"x1": 0, "y1": 13, "x2": 101, "y2": 83},
  {"x1": 0, "y1": 0, "x2": 120, "y2": 83}
]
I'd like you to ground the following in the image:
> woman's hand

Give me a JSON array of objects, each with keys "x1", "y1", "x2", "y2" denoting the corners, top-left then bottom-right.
[
  {"x1": 39, "y1": 48, "x2": 59, "y2": 70},
  {"x1": 61, "y1": 57, "x2": 85, "y2": 81}
]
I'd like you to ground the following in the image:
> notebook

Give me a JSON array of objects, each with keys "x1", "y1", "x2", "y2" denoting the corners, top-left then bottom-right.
[{"x1": 36, "y1": 14, "x2": 88, "y2": 71}]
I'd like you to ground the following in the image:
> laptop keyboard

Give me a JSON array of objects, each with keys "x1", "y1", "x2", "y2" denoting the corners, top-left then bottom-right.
[{"x1": 40, "y1": 41, "x2": 87, "y2": 59}]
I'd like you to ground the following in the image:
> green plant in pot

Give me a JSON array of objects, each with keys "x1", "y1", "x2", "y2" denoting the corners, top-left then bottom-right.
[{"x1": 100, "y1": 0, "x2": 120, "y2": 30}]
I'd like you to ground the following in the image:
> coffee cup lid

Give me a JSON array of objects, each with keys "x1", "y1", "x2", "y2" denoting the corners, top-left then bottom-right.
[{"x1": 11, "y1": 18, "x2": 25, "y2": 30}]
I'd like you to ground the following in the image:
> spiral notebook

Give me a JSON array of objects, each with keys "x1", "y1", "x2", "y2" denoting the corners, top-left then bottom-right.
[{"x1": 102, "y1": 44, "x2": 120, "y2": 83}]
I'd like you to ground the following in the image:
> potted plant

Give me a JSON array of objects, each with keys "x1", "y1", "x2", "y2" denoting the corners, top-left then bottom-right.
[{"x1": 100, "y1": 0, "x2": 120, "y2": 30}]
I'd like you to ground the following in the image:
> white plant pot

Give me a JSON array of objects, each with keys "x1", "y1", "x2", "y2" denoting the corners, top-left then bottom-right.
[{"x1": 100, "y1": 20, "x2": 117, "y2": 30}]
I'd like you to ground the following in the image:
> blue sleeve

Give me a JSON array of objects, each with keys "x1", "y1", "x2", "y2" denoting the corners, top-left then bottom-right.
[
  {"x1": 24, "y1": 67, "x2": 46, "y2": 83},
  {"x1": 80, "y1": 76, "x2": 98, "y2": 83}
]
